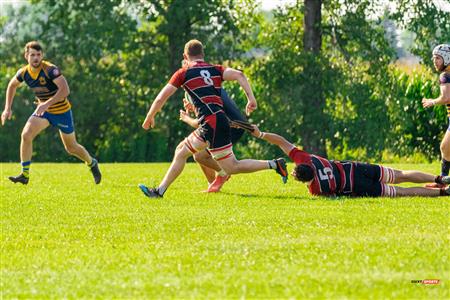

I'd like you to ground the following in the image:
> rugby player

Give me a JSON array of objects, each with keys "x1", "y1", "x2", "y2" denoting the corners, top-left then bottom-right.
[
  {"x1": 422, "y1": 44, "x2": 450, "y2": 187},
  {"x1": 138, "y1": 39, "x2": 287, "y2": 198},
  {"x1": 1, "y1": 41, "x2": 101, "y2": 185},
  {"x1": 250, "y1": 125, "x2": 450, "y2": 197}
]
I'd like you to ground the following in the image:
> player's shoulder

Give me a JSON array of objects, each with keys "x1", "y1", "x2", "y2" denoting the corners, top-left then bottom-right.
[
  {"x1": 289, "y1": 146, "x2": 310, "y2": 161},
  {"x1": 17, "y1": 65, "x2": 28, "y2": 74},
  {"x1": 42, "y1": 60, "x2": 62, "y2": 78},
  {"x1": 15, "y1": 65, "x2": 28, "y2": 80},
  {"x1": 439, "y1": 71, "x2": 450, "y2": 85}
]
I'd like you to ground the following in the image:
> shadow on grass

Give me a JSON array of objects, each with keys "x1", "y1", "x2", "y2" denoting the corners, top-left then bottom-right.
[{"x1": 220, "y1": 191, "x2": 313, "y2": 201}]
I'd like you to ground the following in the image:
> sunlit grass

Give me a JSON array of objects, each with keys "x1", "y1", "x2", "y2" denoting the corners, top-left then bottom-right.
[{"x1": 1, "y1": 163, "x2": 448, "y2": 299}]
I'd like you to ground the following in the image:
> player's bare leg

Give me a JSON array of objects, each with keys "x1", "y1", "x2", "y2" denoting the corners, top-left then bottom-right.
[
  {"x1": 60, "y1": 131, "x2": 101, "y2": 184},
  {"x1": 9, "y1": 116, "x2": 49, "y2": 184},
  {"x1": 392, "y1": 169, "x2": 442, "y2": 184},
  {"x1": 216, "y1": 154, "x2": 288, "y2": 183},
  {"x1": 394, "y1": 186, "x2": 448, "y2": 197},
  {"x1": 198, "y1": 164, "x2": 216, "y2": 184},
  {"x1": 21, "y1": 116, "x2": 49, "y2": 163},
  {"x1": 194, "y1": 150, "x2": 220, "y2": 183},
  {"x1": 193, "y1": 150, "x2": 230, "y2": 192},
  {"x1": 441, "y1": 130, "x2": 450, "y2": 174},
  {"x1": 139, "y1": 140, "x2": 196, "y2": 198}
]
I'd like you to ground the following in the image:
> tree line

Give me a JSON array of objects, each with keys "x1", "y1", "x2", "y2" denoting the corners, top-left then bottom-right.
[{"x1": 0, "y1": 0, "x2": 449, "y2": 162}]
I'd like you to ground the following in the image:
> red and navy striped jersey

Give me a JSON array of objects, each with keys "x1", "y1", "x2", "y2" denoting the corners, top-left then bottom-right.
[
  {"x1": 169, "y1": 61, "x2": 225, "y2": 117},
  {"x1": 288, "y1": 148, "x2": 351, "y2": 196},
  {"x1": 439, "y1": 69, "x2": 450, "y2": 117},
  {"x1": 16, "y1": 61, "x2": 71, "y2": 114}
]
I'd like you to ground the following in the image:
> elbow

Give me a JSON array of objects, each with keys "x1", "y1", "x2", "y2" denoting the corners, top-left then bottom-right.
[{"x1": 65, "y1": 87, "x2": 70, "y2": 98}]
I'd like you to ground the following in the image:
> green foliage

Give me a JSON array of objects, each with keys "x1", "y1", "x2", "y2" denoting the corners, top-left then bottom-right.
[
  {"x1": 0, "y1": 0, "x2": 448, "y2": 162},
  {"x1": 1, "y1": 163, "x2": 449, "y2": 298}
]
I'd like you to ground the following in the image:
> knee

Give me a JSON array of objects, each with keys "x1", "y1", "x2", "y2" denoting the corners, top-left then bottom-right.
[
  {"x1": 21, "y1": 129, "x2": 34, "y2": 142},
  {"x1": 174, "y1": 142, "x2": 191, "y2": 160}
]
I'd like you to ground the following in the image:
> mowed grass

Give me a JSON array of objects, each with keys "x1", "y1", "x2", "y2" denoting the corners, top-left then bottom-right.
[{"x1": 1, "y1": 162, "x2": 449, "y2": 299}]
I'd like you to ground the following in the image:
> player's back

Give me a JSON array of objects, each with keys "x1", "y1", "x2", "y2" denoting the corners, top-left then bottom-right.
[{"x1": 170, "y1": 61, "x2": 224, "y2": 117}]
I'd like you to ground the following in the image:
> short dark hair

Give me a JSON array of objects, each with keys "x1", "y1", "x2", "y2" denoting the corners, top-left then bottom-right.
[
  {"x1": 184, "y1": 39, "x2": 204, "y2": 58},
  {"x1": 24, "y1": 41, "x2": 43, "y2": 55},
  {"x1": 294, "y1": 164, "x2": 315, "y2": 182}
]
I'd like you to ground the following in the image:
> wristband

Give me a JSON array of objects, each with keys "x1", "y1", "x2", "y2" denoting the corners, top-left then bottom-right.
[{"x1": 259, "y1": 132, "x2": 265, "y2": 139}]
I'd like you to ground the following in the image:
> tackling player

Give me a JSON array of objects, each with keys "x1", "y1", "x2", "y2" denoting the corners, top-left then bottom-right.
[
  {"x1": 422, "y1": 44, "x2": 450, "y2": 187},
  {"x1": 250, "y1": 125, "x2": 450, "y2": 197},
  {"x1": 138, "y1": 39, "x2": 288, "y2": 198},
  {"x1": 1, "y1": 41, "x2": 101, "y2": 185}
]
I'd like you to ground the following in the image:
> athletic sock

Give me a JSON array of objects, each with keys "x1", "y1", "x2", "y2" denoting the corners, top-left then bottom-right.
[
  {"x1": 435, "y1": 176, "x2": 443, "y2": 184},
  {"x1": 87, "y1": 157, "x2": 96, "y2": 168},
  {"x1": 21, "y1": 161, "x2": 31, "y2": 178},
  {"x1": 217, "y1": 169, "x2": 227, "y2": 177},
  {"x1": 157, "y1": 186, "x2": 167, "y2": 196},
  {"x1": 268, "y1": 160, "x2": 276, "y2": 169},
  {"x1": 440, "y1": 188, "x2": 450, "y2": 196},
  {"x1": 441, "y1": 159, "x2": 450, "y2": 176}
]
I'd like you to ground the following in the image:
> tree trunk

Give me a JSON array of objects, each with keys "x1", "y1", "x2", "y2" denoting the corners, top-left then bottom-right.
[{"x1": 302, "y1": 0, "x2": 327, "y2": 157}]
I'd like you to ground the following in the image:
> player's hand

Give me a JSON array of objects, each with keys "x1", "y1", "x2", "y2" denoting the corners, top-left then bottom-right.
[
  {"x1": 1, "y1": 109, "x2": 12, "y2": 126},
  {"x1": 34, "y1": 102, "x2": 50, "y2": 117},
  {"x1": 183, "y1": 98, "x2": 195, "y2": 113},
  {"x1": 246, "y1": 99, "x2": 257, "y2": 116},
  {"x1": 422, "y1": 98, "x2": 435, "y2": 108},
  {"x1": 142, "y1": 115, "x2": 155, "y2": 130},
  {"x1": 251, "y1": 125, "x2": 261, "y2": 138},
  {"x1": 179, "y1": 109, "x2": 190, "y2": 123}
]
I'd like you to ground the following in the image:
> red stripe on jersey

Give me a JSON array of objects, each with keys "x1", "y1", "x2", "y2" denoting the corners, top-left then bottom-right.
[
  {"x1": 201, "y1": 95, "x2": 223, "y2": 106},
  {"x1": 184, "y1": 76, "x2": 222, "y2": 90}
]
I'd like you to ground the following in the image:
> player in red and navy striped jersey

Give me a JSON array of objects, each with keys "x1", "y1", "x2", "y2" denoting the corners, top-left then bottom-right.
[
  {"x1": 422, "y1": 44, "x2": 450, "y2": 187},
  {"x1": 250, "y1": 125, "x2": 450, "y2": 197},
  {"x1": 138, "y1": 40, "x2": 288, "y2": 198}
]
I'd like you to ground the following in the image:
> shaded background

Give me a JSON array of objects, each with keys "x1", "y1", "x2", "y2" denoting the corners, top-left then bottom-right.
[{"x1": 0, "y1": 0, "x2": 449, "y2": 162}]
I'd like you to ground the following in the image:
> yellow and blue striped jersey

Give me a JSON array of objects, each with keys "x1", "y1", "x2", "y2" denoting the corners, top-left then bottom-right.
[{"x1": 16, "y1": 60, "x2": 71, "y2": 114}]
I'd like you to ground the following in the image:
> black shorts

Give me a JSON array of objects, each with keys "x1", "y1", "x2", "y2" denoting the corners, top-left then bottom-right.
[
  {"x1": 197, "y1": 110, "x2": 233, "y2": 160},
  {"x1": 221, "y1": 89, "x2": 247, "y2": 144},
  {"x1": 352, "y1": 163, "x2": 383, "y2": 197}
]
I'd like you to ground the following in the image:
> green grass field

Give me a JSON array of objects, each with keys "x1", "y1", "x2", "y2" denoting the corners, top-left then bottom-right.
[{"x1": 1, "y1": 162, "x2": 449, "y2": 299}]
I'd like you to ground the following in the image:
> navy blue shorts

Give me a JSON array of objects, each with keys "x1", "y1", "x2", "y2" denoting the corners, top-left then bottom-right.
[
  {"x1": 221, "y1": 89, "x2": 247, "y2": 144},
  {"x1": 32, "y1": 109, "x2": 75, "y2": 134}
]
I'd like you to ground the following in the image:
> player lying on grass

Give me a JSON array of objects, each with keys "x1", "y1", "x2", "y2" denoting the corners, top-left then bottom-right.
[
  {"x1": 1, "y1": 41, "x2": 101, "y2": 185},
  {"x1": 138, "y1": 39, "x2": 287, "y2": 198},
  {"x1": 250, "y1": 125, "x2": 450, "y2": 197},
  {"x1": 179, "y1": 88, "x2": 249, "y2": 192},
  {"x1": 422, "y1": 43, "x2": 450, "y2": 188}
]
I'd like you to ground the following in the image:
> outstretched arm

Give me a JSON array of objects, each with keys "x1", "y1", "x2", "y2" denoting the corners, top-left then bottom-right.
[
  {"x1": 251, "y1": 125, "x2": 296, "y2": 156},
  {"x1": 422, "y1": 83, "x2": 450, "y2": 107},
  {"x1": 222, "y1": 68, "x2": 257, "y2": 115},
  {"x1": 2, "y1": 77, "x2": 21, "y2": 126},
  {"x1": 142, "y1": 84, "x2": 177, "y2": 130}
]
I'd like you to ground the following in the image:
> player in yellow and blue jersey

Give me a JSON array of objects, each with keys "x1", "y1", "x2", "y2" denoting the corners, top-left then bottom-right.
[
  {"x1": 422, "y1": 44, "x2": 450, "y2": 187},
  {"x1": 1, "y1": 41, "x2": 101, "y2": 185}
]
